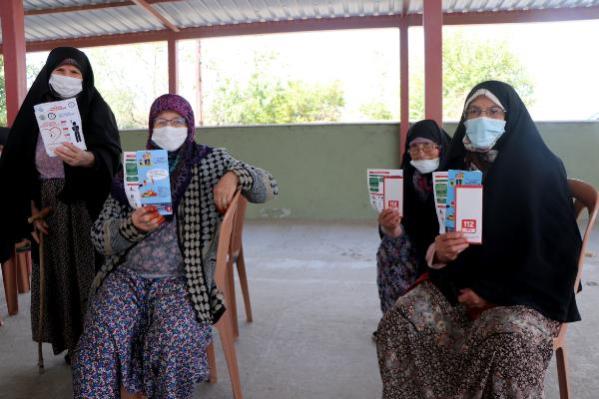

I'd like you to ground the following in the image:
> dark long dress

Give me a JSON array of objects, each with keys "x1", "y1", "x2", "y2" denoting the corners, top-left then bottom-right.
[{"x1": 0, "y1": 47, "x2": 121, "y2": 355}]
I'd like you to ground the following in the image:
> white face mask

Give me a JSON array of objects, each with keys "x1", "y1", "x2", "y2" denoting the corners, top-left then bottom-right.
[
  {"x1": 49, "y1": 74, "x2": 83, "y2": 99},
  {"x1": 410, "y1": 158, "x2": 440, "y2": 174},
  {"x1": 151, "y1": 127, "x2": 188, "y2": 151}
]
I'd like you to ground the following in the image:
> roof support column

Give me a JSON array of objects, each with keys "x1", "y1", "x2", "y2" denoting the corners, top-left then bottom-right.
[
  {"x1": 423, "y1": 0, "x2": 443, "y2": 126},
  {"x1": 168, "y1": 35, "x2": 178, "y2": 94},
  {"x1": 0, "y1": 0, "x2": 27, "y2": 126},
  {"x1": 399, "y1": 18, "x2": 409, "y2": 162}
]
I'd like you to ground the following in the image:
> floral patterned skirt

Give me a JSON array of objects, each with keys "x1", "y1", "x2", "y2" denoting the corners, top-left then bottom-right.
[
  {"x1": 376, "y1": 234, "x2": 420, "y2": 314},
  {"x1": 375, "y1": 281, "x2": 560, "y2": 399},
  {"x1": 72, "y1": 267, "x2": 212, "y2": 399}
]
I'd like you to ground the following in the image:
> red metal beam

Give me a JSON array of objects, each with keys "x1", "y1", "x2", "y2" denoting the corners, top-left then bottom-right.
[
  {"x1": 19, "y1": 15, "x2": 407, "y2": 53},
  {"x1": 24, "y1": 0, "x2": 178, "y2": 16},
  {"x1": 399, "y1": 19, "x2": 409, "y2": 163},
  {"x1": 442, "y1": 6, "x2": 599, "y2": 25},
  {"x1": 131, "y1": 0, "x2": 180, "y2": 32},
  {"x1": 0, "y1": 0, "x2": 27, "y2": 126},
  {"x1": 4, "y1": 6, "x2": 598, "y2": 54},
  {"x1": 195, "y1": 40, "x2": 204, "y2": 126},
  {"x1": 423, "y1": 0, "x2": 443, "y2": 126},
  {"x1": 168, "y1": 36, "x2": 178, "y2": 94}
]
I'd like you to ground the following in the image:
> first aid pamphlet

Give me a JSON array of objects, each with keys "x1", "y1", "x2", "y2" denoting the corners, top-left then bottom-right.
[
  {"x1": 34, "y1": 99, "x2": 86, "y2": 157},
  {"x1": 455, "y1": 185, "x2": 483, "y2": 244},
  {"x1": 432, "y1": 171, "x2": 449, "y2": 234},
  {"x1": 123, "y1": 150, "x2": 173, "y2": 216},
  {"x1": 445, "y1": 170, "x2": 483, "y2": 244},
  {"x1": 367, "y1": 169, "x2": 403, "y2": 214}
]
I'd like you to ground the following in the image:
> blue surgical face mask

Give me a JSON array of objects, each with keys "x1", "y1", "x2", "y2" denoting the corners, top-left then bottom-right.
[{"x1": 464, "y1": 117, "x2": 506, "y2": 151}]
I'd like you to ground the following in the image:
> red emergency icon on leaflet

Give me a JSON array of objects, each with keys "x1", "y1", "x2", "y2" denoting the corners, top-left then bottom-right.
[{"x1": 461, "y1": 219, "x2": 477, "y2": 233}]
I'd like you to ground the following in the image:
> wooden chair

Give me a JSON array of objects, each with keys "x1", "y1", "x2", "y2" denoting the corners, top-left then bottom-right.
[
  {"x1": 554, "y1": 179, "x2": 599, "y2": 399},
  {"x1": 226, "y1": 195, "x2": 252, "y2": 338},
  {"x1": 207, "y1": 191, "x2": 244, "y2": 399}
]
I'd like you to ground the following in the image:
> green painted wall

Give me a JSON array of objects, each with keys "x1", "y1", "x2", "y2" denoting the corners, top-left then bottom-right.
[{"x1": 121, "y1": 121, "x2": 599, "y2": 220}]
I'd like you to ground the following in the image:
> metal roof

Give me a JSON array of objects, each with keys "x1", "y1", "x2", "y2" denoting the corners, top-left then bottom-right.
[{"x1": 3, "y1": 0, "x2": 599, "y2": 46}]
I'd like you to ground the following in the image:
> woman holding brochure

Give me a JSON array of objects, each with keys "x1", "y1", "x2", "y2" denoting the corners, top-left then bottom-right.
[
  {"x1": 376, "y1": 120, "x2": 450, "y2": 314},
  {"x1": 376, "y1": 81, "x2": 581, "y2": 398},
  {"x1": 0, "y1": 47, "x2": 121, "y2": 362},
  {"x1": 72, "y1": 94, "x2": 278, "y2": 399}
]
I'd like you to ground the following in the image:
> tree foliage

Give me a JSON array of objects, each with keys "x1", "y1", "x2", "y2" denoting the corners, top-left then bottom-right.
[
  {"x1": 410, "y1": 33, "x2": 535, "y2": 121},
  {"x1": 207, "y1": 52, "x2": 345, "y2": 125}
]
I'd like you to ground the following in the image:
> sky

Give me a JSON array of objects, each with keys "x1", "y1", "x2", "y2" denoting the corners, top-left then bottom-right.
[{"x1": 26, "y1": 19, "x2": 599, "y2": 124}]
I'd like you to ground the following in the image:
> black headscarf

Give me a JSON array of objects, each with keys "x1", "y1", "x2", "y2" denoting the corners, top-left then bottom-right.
[
  {"x1": 400, "y1": 120, "x2": 451, "y2": 269},
  {"x1": 0, "y1": 47, "x2": 121, "y2": 243},
  {"x1": 0, "y1": 127, "x2": 9, "y2": 146},
  {"x1": 432, "y1": 80, "x2": 581, "y2": 323}
]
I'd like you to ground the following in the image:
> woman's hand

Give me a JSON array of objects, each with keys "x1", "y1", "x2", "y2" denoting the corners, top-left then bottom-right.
[
  {"x1": 55, "y1": 143, "x2": 95, "y2": 168},
  {"x1": 434, "y1": 232, "x2": 469, "y2": 263},
  {"x1": 131, "y1": 206, "x2": 165, "y2": 233},
  {"x1": 213, "y1": 171, "x2": 239, "y2": 214},
  {"x1": 30, "y1": 203, "x2": 48, "y2": 244},
  {"x1": 457, "y1": 288, "x2": 489, "y2": 309},
  {"x1": 378, "y1": 209, "x2": 402, "y2": 237}
]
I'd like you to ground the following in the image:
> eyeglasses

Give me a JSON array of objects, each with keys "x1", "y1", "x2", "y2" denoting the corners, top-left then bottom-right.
[
  {"x1": 408, "y1": 142, "x2": 439, "y2": 156},
  {"x1": 464, "y1": 106, "x2": 506, "y2": 120},
  {"x1": 154, "y1": 117, "x2": 187, "y2": 128}
]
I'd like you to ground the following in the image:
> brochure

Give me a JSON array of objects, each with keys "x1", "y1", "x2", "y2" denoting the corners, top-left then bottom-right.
[
  {"x1": 367, "y1": 169, "x2": 403, "y2": 214},
  {"x1": 455, "y1": 185, "x2": 483, "y2": 244},
  {"x1": 123, "y1": 150, "x2": 173, "y2": 215},
  {"x1": 445, "y1": 170, "x2": 483, "y2": 233},
  {"x1": 34, "y1": 98, "x2": 86, "y2": 157},
  {"x1": 432, "y1": 171, "x2": 449, "y2": 234}
]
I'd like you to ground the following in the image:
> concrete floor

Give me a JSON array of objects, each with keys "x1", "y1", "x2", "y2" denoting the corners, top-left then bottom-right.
[{"x1": 1, "y1": 220, "x2": 598, "y2": 399}]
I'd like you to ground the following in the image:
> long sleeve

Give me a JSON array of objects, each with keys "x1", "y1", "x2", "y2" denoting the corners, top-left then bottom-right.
[
  {"x1": 425, "y1": 242, "x2": 447, "y2": 270},
  {"x1": 91, "y1": 196, "x2": 148, "y2": 256},
  {"x1": 216, "y1": 148, "x2": 279, "y2": 203}
]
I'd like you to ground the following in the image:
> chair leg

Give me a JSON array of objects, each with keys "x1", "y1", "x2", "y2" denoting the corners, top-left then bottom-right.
[
  {"x1": 556, "y1": 346, "x2": 571, "y2": 399},
  {"x1": 226, "y1": 259, "x2": 239, "y2": 339},
  {"x1": 236, "y1": 248, "x2": 253, "y2": 323},
  {"x1": 216, "y1": 311, "x2": 243, "y2": 399},
  {"x1": 207, "y1": 341, "x2": 217, "y2": 384},
  {"x1": 1, "y1": 254, "x2": 19, "y2": 315},
  {"x1": 16, "y1": 251, "x2": 31, "y2": 294}
]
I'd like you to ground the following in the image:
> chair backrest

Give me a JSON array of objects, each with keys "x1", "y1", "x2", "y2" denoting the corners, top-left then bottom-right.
[
  {"x1": 568, "y1": 179, "x2": 599, "y2": 293},
  {"x1": 230, "y1": 195, "x2": 248, "y2": 258},
  {"x1": 214, "y1": 192, "x2": 242, "y2": 290}
]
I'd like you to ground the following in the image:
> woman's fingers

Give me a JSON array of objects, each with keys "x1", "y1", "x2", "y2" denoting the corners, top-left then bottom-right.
[
  {"x1": 31, "y1": 231, "x2": 40, "y2": 244},
  {"x1": 35, "y1": 220, "x2": 49, "y2": 235}
]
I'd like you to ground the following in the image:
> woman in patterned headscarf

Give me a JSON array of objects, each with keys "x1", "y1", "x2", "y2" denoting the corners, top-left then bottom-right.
[{"x1": 72, "y1": 94, "x2": 278, "y2": 399}]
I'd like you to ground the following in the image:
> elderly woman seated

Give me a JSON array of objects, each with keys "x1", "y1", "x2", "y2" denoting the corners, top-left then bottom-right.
[
  {"x1": 376, "y1": 81, "x2": 581, "y2": 398},
  {"x1": 72, "y1": 94, "x2": 278, "y2": 399}
]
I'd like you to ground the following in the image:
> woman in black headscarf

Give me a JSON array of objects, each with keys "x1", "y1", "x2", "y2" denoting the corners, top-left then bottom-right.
[
  {"x1": 376, "y1": 120, "x2": 450, "y2": 314},
  {"x1": 376, "y1": 81, "x2": 581, "y2": 398},
  {"x1": 0, "y1": 47, "x2": 121, "y2": 360}
]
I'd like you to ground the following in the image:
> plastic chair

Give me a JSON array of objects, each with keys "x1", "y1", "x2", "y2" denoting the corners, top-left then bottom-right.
[
  {"x1": 226, "y1": 195, "x2": 252, "y2": 338},
  {"x1": 1, "y1": 250, "x2": 19, "y2": 315},
  {"x1": 554, "y1": 179, "x2": 599, "y2": 399},
  {"x1": 207, "y1": 191, "x2": 243, "y2": 399}
]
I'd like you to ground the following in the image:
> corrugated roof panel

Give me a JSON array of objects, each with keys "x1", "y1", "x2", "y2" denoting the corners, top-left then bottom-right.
[
  {"x1": 24, "y1": 5, "x2": 164, "y2": 42},
  {"x1": 1, "y1": 0, "x2": 596, "y2": 45},
  {"x1": 24, "y1": 0, "x2": 124, "y2": 12}
]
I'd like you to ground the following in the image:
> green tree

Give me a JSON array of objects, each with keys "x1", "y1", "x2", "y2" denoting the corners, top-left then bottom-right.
[
  {"x1": 410, "y1": 32, "x2": 534, "y2": 121},
  {"x1": 359, "y1": 102, "x2": 393, "y2": 120},
  {"x1": 207, "y1": 52, "x2": 345, "y2": 125}
]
